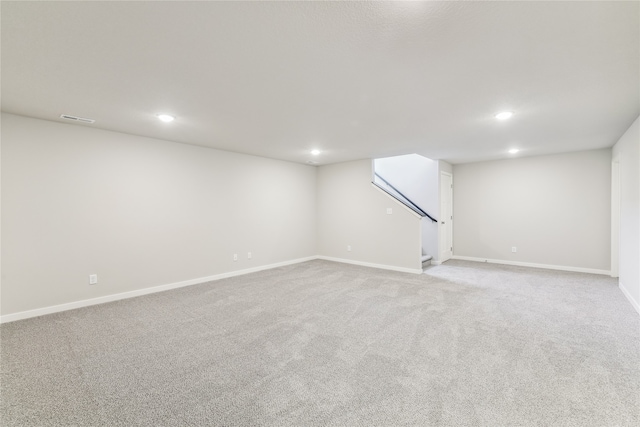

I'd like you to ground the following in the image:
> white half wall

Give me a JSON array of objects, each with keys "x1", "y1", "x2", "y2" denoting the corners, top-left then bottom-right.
[
  {"x1": 453, "y1": 149, "x2": 612, "y2": 272},
  {"x1": 374, "y1": 154, "x2": 439, "y2": 260},
  {"x1": 1, "y1": 113, "x2": 317, "y2": 316},
  {"x1": 317, "y1": 160, "x2": 422, "y2": 273},
  {"x1": 612, "y1": 116, "x2": 640, "y2": 314}
]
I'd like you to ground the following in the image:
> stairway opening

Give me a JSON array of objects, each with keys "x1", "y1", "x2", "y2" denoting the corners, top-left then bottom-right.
[{"x1": 372, "y1": 154, "x2": 451, "y2": 270}]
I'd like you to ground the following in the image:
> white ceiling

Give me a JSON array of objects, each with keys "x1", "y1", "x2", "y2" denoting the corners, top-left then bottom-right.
[{"x1": 2, "y1": 1, "x2": 638, "y2": 165}]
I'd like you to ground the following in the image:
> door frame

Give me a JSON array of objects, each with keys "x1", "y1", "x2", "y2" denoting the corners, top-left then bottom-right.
[{"x1": 439, "y1": 171, "x2": 453, "y2": 262}]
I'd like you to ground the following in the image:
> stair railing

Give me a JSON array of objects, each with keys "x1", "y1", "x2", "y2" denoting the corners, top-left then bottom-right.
[{"x1": 373, "y1": 172, "x2": 437, "y2": 223}]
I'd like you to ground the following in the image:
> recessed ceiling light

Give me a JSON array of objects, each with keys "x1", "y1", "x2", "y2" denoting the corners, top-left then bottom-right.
[
  {"x1": 509, "y1": 148, "x2": 520, "y2": 154},
  {"x1": 311, "y1": 149, "x2": 321, "y2": 155},
  {"x1": 495, "y1": 111, "x2": 514, "y2": 120},
  {"x1": 60, "y1": 114, "x2": 95, "y2": 124},
  {"x1": 157, "y1": 114, "x2": 175, "y2": 123}
]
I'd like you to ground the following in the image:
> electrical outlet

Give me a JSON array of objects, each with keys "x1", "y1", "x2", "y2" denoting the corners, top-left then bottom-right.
[
  {"x1": 347, "y1": 245, "x2": 352, "y2": 252},
  {"x1": 233, "y1": 254, "x2": 238, "y2": 261},
  {"x1": 386, "y1": 208, "x2": 393, "y2": 214},
  {"x1": 89, "y1": 274, "x2": 98, "y2": 285},
  {"x1": 512, "y1": 247, "x2": 517, "y2": 253},
  {"x1": 247, "y1": 252, "x2": 252, "y2": 259}
]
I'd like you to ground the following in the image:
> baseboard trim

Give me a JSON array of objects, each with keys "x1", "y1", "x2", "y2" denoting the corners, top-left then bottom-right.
[
  {"x1": 317, "y1": 255, "x2": 423, "y2": 275},
  {"x1": 0, "y1": 256, "x2": 318, "y2": 324},
  {"x1": 451, "y1": 256, "x2": 611, "y2": 276},
  {"x1": 430, "y1": 260, "x2": 443, "y2": 266},
  {"x1": 619, "y1": 282, "x2": 640, "y2": 315}
]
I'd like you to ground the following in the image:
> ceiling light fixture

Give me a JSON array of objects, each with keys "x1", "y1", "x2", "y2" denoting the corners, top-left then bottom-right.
[
  {"x1": 157, "y1": 114, "x2": 175, "y2": 123},
  {"x1": 495, "y1": 111, "x2": 514, "y2": 120},
  {"x1": 311, "y1": 149, "x2": 321, "y2": 155},
  {"x1": 509, "y1": 148, "x2": 519, "y2": 154},
  {"x1": 60, "y1": 114, "x2": 95, "y2": 124}
]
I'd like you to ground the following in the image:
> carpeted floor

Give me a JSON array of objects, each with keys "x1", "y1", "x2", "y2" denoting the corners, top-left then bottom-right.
[{"x1": 1, "y1": 259, "x2": 639, "y2": 426}]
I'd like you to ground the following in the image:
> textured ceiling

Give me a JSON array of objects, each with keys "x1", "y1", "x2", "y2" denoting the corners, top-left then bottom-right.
[{"x1": 2, "y1": 1, "x2": 638, "y2": 165}]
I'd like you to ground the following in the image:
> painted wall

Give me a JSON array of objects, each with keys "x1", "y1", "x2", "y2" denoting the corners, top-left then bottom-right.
[
  {"x1": 317, "y1": 159, "x2": 422, "y2": 272},
  {"x1": 1, "y1": 113, "x2": 317, "y2": 315},
  {"x1": 374, "y1": 154, "x2": 439, "y2": 260},
  {"x1": 439, "y1": 161, "x2": 453, "y2": 175},
  {"x1": 612, "y1": 116, "x2": 640, "y2": 313},
  {"x1": 452, "y1": 149, "x2": 612, "y2": 273}
]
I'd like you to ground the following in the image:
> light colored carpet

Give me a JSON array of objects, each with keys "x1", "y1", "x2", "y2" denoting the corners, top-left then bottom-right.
[{"x1": 1, "y1": 259, "x2": 639, "y2": 426}]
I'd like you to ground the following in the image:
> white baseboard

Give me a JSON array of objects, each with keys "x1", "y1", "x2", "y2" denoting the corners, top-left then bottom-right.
[
  {"x1": 3, "y1": 255, "x2": 627, "y2": 323},
  {"x1": 619, "y1": 282, "x2": 640, "y2": 315},
  {"x1": 317, "y1": 256, "x2": 423, "y2": 275},
  {"x1": 451, "y1": 256, "x2": 611, "y2": 276},
  {"x1": 0, "y1": 256, "x2": 317, "y2": 324},
  {"x1": 430, "y1": 260, "x2": 443, "y2": 266}
]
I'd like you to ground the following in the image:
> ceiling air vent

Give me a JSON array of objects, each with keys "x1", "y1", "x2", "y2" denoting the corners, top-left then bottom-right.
[{"x1": 60, "y1": 114, "x2": 95, "y2": 124}]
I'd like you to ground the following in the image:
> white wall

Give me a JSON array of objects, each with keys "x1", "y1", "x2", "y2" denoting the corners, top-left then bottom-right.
[
  {"x1": 453, "y1": 149, "x2": 611, "y2": 273},
  {"x1": 374, "y1": 154, "x2": 439, "y2": 215},
  {"x1": 374, "y1": 154, "x2": 439, "y2": 259},
  {"x1": 317, "y1": 160, "x2": 422, "y2": 273},
  {"x1": 1, "y1": 113, "x2": 317, "y2": 316},
  {"x1": 612, "y1": 116, "x2": 640, "y2": 313},
  {"x1": 438, "y1": 161, "x2": 453, "y2": 176}
]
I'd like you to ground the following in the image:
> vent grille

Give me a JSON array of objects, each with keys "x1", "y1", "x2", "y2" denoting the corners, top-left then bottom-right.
[{"x1": 60, "y1": 114, "x2": 95, "y2": 124}]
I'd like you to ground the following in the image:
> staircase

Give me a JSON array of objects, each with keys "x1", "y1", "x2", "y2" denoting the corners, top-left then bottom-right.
[
  {"x1": 372, "y1": 154, "x2": 439, "y2": 272},
  {"x1": 421, "y1": 254, "x2": 432, "y2": 267}
]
